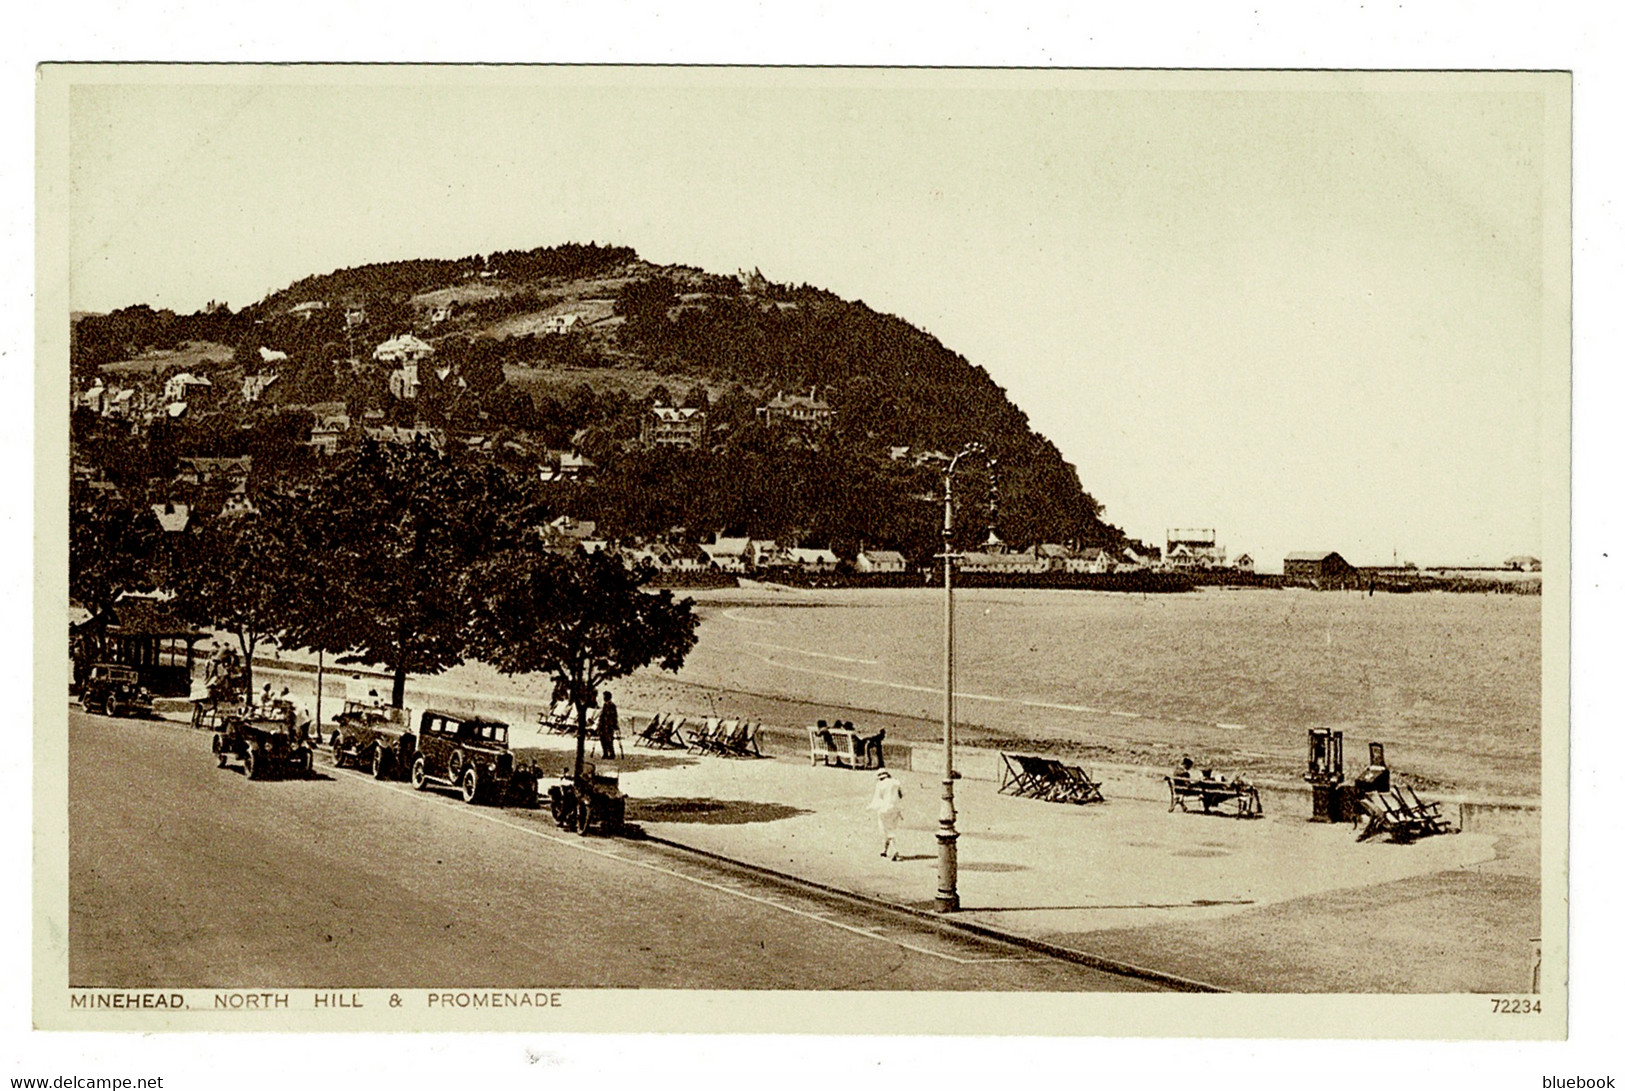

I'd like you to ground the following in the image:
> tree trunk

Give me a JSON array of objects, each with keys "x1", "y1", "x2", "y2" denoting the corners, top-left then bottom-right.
[
  {"x1": 573, "y1": 700, "x2": 588, "y2": 780},
  {"x1": 391, "y1": 659, "x2": 408, "y2": 709},
  {"x1": 239, "y1": 633, "x2": 255, "y2": 700}
]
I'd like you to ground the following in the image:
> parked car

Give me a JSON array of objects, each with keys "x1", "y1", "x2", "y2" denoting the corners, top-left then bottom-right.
[
  {"x1": 212, "y1": 701, "x2": 314, "y2": 780},
  {"x1": 330, "y1": 700, "x2": 415, "y2": 779},
  {"x1": 409, "y1": 710, "x2": 539, "y2": 806},
  {"x1": 81, "y1": 663, "x2": 153, "y2": 719},
  {"x1": 547, "y1": 768, "x2": 626, "y2": 836}
]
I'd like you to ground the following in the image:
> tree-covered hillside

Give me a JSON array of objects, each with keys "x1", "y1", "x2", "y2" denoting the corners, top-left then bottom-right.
[{"x1": 71, "y1": 243, "x2": 1137, "y2": 559}]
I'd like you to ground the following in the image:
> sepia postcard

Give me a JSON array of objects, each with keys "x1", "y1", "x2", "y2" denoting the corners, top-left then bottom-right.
[{"x1": 35, "y1": 64, "x2": 1570, "y2": 1040}]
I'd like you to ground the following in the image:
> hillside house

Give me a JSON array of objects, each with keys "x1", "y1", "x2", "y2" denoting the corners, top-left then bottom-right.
[
  {"x1": 959, "y1": 547, "x2": 1047, "y2": 575},
  {"x1": 163, "y1": 372, "x2": 212, "y2": 404},
  {"x1": 373, "y1": 333, "x2": 434, "y2": 364},
  {"x1": 541, "y1": 313, "x2": 584, "y2": 335},
  {"x1": 289, "y1": 301, "x2": 327, "y2": 318},
  {"x1": 1283, "y1": 551, "x2": 1359, "y2": 586},
  {"x1": 344, "y1": 306, "x2": 367, "y2": 328},
  {"x1": 387, "y1": 362, "x2": 421, "y2": 401},
  {"x1": 307, "y1": 413, "x2": 351, "y2": 456},
  {"x1": 641, "y1": 404, "x2": 708, "y2": 449},
  {"x1": 176, "y1": 456, "x2": 252, "y2": 491},
  {"x1": 748, "y1": 540, "x2": 790, "y2": 569},
  {"x1": 363, "y1": 424, "x2": 444, "y2": 452},
  {"x1": 787, "y1": 547, "x2": 839, "y2": 572},
  {"x1": 1232, "y1": 553, "x2": 1256, "y2": 574},
  {"x1": 537, "y1": 451, "x2": 595, "y2": 483},
  {"x1": 258, "y1": 346, "x2": 289, "y2": 365},
  {"x1": 855, "y1": 549, "x2": 907, "y2": 574},
  {"x1": 241, "y1": 373, "x2": 279, "y2": 403},
  {"x1": 150, "y1": 500, "x2": 191, "y2": 534},
  {"x1": 1035, "y1": 543, "x2": 1074, "y2": 571},
  {"x1": 702, "y1": 537, "x2": 751, "y2": 573},
  {"x1": 757, "y1": 389, "x2": 834, "y2": 429},
  {"x1": 1064, "y1": 547, "x2": 1117, "y2": 574}
]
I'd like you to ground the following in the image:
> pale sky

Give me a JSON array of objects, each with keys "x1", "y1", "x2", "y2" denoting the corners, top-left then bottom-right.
[{"x1": 65, "y1": 70, "x2": 1565, "y2": 569}]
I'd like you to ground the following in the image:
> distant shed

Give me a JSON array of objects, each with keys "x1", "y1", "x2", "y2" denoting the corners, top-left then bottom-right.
[{"x1": 1283, "y1": 550, "x2": 1360, "y2": 587}]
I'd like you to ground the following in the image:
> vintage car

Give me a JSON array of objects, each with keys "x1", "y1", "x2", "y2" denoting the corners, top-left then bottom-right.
[
  {"x1": 547, "y1": 768, "x2": 626, "y2": 836},
  {"x1": 81, "y1": 663, "x2": 154, "y2": 719},
  {"x1": 408, "y1": 710, "x2": 539, "y2": 806},
  {"x1": 212, "y1": 700, "x2": 314, "y2": 780},
  {"x1": 330, "y1": 700, "x2": 416, "y2": 779}
]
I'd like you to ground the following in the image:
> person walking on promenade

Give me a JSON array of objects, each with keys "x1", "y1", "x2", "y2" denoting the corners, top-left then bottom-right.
[
  {"x1": 867, "y1": 770, "x2": 904, "y2": 860},
  {"x1": 598, "y1": 692, "x2": 619, "y2": 759}
]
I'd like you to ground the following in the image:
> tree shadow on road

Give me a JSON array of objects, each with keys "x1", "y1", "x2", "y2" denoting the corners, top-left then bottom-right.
[{"x1": 629, "y1": 797, "x2": 810, "y2": 825}]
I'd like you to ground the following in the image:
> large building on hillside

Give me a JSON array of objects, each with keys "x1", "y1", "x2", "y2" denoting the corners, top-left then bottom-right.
[
  {"x1": 642, "y1": 404, "x2": 708, "y2": 449},
  {"x1": 757, "y1": 388, "x2": 834, "y2": 429}
]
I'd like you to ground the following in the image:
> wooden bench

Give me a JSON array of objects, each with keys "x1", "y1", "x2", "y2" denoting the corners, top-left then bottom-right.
[
  {"x1": 808, "y1": 726, "x2": 863, "y2": 768},
  {"x1": 1166, "y1": 775, "x2": 1262, "y2": 818}
]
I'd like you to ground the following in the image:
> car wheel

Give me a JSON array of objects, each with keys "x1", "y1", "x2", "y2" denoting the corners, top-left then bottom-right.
[
  {"x1": 243, "y1": 744, "x2": 260, "y2": 780},
  {"x1": 372, "y1": 746, "x2": 390, "y2": 779},
  {"x1": 330, "y1": 733, "x2": 347, "y2": 768},
  {"x1": 107, "y1": 700, "x2": 122, "y2": 719},
  {"x1": 461, "y1": 766, "x2": 481, "y2": 805},
  {"x1": 575, "y1": 797, "x2": 593, "y2": 835},
  {"x1": 411, "y1": 756, "x2": 429, "y2": 791}
]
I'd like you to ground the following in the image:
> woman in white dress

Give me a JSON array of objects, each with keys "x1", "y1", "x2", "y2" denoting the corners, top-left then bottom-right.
[{"x1": 867, "y1": 770, "x2": 905, "y2": 860}]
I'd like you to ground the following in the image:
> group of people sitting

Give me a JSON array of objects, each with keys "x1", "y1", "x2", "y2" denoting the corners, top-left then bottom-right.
[
  {"x1": 1173, "y1": 754, "x2": 1253, "y2": 791},
  {"x1": 816, "y1": 719, "x2": 886, "y2": 768}
]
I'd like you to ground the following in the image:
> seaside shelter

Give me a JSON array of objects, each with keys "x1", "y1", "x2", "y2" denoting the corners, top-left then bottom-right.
[{"x1": 87, "y1": 597, "x2": 206, "y2": 697}]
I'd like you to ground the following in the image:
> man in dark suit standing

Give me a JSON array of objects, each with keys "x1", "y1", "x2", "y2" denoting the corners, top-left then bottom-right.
[{"x1": 598, "y1": 692, "x2": 619, "y2": 759}]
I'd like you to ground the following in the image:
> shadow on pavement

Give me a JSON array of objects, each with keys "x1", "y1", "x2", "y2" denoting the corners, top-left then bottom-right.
[{"x1": 629, "y1": 797, "x2": 810, "y2": 825}]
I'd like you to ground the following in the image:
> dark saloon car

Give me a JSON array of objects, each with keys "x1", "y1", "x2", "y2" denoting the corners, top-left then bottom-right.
[
  {"x1": 330, "y1": 700, "x2": 416, "y2": 779},
  {"x1": 409, "y1": 710, "x2": 539, "y2": 806},
  {"x1": 81, "y1": 663, "x2": 154, "y2": 719}
]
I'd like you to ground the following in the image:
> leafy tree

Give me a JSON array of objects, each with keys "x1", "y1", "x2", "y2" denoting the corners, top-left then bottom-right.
[
  {"x1": 169, "y1": 504, "x2": 302, "y2": 696},
  {"x1": 69, "y1": 482, "x2": 163, "y2": 617},
  {"x1": 306, "y1": 440, "x2": 527, "y2": 707},
  {"x1": 466, "y1": 546, "x2": 698, "y2": 777}
]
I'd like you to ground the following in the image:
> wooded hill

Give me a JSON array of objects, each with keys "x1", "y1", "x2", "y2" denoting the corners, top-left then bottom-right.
[{"x1": 72, "y1": 243, "x2": 1140, "y2": 560}]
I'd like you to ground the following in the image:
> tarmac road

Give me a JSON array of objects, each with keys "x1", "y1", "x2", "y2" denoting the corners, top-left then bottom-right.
[{"x1": 67, "y1": 709, "x2": 1154, "y2": 991}]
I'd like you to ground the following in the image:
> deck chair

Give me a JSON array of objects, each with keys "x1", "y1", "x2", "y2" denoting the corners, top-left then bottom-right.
[
  {"x1": 633, "y1": 713, "x2": 681, "y2": 750},
  {"x1": 1357, "y1": 792, "x2": 1426, "y2": 842},
  {"x1": 687, "y1": 717, "x2": 722, "y2": 753},
  {"x1": 1396, "y1": 785, "x2": 1454, "y2": 834},
  {"x1": 718, "y1": 721, "x2": 764, "y2": 757},
  {"x1": 1008, "y1": 754, "x2": 1053, "y2": 798},
  {"x1": 1056, "y1": 761, "x2": 1105, "y2": 804},
  {"x1": 701, "y1": 718, "x2": 741, "y2": 754},
  {"x1": 999, "y1": 752, "x2": 1038, "y2": 797}
]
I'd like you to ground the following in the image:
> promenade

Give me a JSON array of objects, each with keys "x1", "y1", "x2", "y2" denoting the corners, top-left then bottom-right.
[{"x1": 169, "y1": 660, "x2": 1542, "y2": 994}]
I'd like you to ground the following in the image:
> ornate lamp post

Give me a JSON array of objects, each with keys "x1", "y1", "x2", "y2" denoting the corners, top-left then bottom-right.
[{"x1": 935, "y1": 442, "x2": 996, "y2": 913}]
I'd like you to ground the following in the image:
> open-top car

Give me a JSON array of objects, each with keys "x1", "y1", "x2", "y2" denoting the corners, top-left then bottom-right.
[
  {"x1": 409, "y1": 710, "x2": 539, "y2": 807},
  {"x1": 81, "y1": 663, "x2": 153, "y2": 719},
  {"x1": 330, "y1": 700, "x2": 415, "y2": 779},
  {"x1": 212, "y1": 700, "x2": 314, "y2": 780}
]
